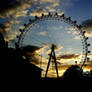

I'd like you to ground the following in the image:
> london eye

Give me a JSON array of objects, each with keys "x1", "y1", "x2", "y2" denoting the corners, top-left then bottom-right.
[{"x1": 16, "y1": 13, "x2": 90, "y2": 78}]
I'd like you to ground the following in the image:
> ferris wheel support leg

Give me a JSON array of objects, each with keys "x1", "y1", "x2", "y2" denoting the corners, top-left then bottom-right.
[
  {"x1": 53, "y1": 51, "x2": 59, "y2": 78},
  {"x1": 45, "y1": 51, "x2": 52, "y2": 78}
]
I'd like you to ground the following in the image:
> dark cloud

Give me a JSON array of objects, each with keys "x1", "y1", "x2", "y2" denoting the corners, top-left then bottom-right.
[
  {"x1": 0, "y1": 0, "x2": 17, "y2": 9},
  {"x1": 0, "y1": 0, "x2": 61, "y2": 42},
  {"x1": 57, "y1": 54, "x2": 80, "y2": 60},
  {"x1": 22, "y1": 45, "x2": 40, "y2": 53},
  {"x1": 0, "y1": 0, "x2": 61, "y2": 18},
  {"x1": 0, "y1": 0, "x2": 31, "y2": 18},
  {"x1": 0, "y1": 0, "x2": 20, "y2": 17},
  {"x1": 0, "y1": 0, "x2": 32, "y2": 40},
  {"x1": 81, "y1": 19, "x2": 92, "y2": 33},
  {"x1": 27, "y1": 53, "x2": 41, "y2": 65},
  {"x1": 0, "y1": 23, "x2": 10, "y2": 34},
  {"x1": 22, "y1": 45, "x2": 41, "y2": 65},
  {"x1": 81, "y1": 19, "x2": 92, "y2": 37},
  {"x1": 82, "y1": 19, "x2": 92, "y2": 27},
  {"x1": 0, "y1": 24, "x2": 5, "y2": 32},
  {"x1": 0, "y1": 21, "x2": 12, "y2": 40}
]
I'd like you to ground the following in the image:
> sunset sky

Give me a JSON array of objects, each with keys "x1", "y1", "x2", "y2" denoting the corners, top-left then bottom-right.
[{"x1": 0, "y1": 0, "x2": 92, "y2": 77}]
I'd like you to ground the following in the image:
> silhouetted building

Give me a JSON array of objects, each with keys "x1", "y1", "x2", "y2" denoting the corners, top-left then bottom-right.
[{"x1": 0, "y1": 33, "x2": 42, "y2": 80}]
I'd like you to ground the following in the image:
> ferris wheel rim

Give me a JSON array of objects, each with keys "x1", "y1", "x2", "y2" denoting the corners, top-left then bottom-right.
[{"x1": 16, "y1": 12, "x2": 90, "y2": 68}]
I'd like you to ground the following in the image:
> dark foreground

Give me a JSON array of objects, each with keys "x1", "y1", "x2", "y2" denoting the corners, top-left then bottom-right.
[{"x1": 0, "y1": 33, "x2": 92, "y2": 82}]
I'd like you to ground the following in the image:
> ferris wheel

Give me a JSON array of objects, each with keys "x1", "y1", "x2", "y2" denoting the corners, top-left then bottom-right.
[{"x1": 16, "y1": 12, "x2": 90, "y2": 78}]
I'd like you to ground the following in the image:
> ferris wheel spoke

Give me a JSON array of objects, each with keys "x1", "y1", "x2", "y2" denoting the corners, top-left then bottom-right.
[
  {"x1": 50, "y1": 20, "x2": 58, "y2": 44},
  {"x1": 30, "y1": 36, "x2": 47, "y2": 45},
  {"x1": 25, "y1": 31, "x2": 48, "y2": 45},
  {"x1": 22, "y1": 36, "x2": 47, "y2": 47},
  {"x1": 29, "y1": 29, "x2": 51, "y2": 45},
  {"x1": 44, "y1": 20, "x2": 53, "y2": 44},
  {"x1": 40, "y1": 20, "x2": 52, "y2": 44}
]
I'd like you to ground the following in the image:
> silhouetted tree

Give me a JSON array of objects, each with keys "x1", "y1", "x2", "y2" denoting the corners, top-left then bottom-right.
[{"x1": 62, "y1": 65, "x2": 83, "y2": 79}]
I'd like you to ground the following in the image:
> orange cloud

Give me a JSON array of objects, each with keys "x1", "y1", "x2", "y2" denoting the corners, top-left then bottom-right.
[{"x1": 57, "y1": 54, "x2": 80, "y2": 60}]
